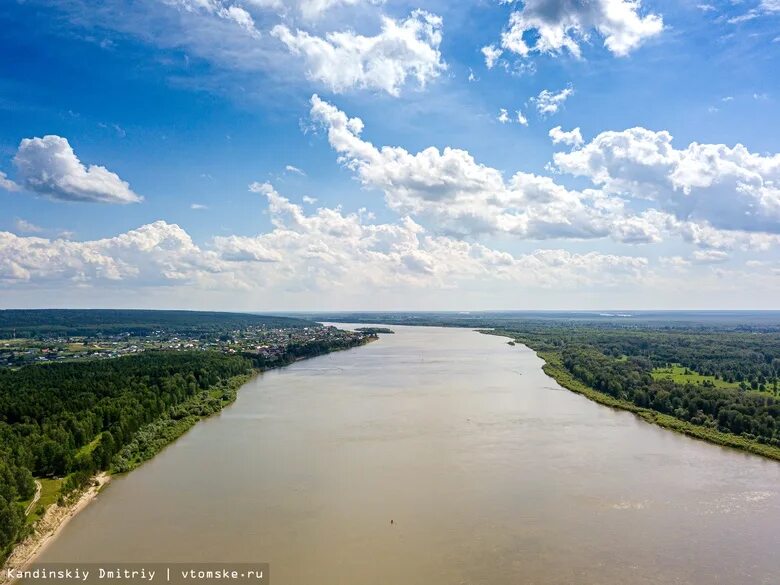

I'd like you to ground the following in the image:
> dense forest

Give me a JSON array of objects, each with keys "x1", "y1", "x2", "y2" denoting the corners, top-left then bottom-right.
[
  {"x1": 0, "y1": 309, "x2": 314, "y2": 338},
  {"x1": 509, "y1": 325, "x2": 780, "y2": 393}
]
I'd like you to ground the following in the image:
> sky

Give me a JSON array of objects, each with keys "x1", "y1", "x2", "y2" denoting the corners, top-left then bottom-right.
[{"x1": 0, "y1": 0, "x2": 779, "y2": 311}]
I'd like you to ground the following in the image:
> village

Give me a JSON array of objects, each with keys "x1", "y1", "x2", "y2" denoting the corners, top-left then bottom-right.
[{"x1": 0, "y1": 323, "x2": 368, "y2": 368}]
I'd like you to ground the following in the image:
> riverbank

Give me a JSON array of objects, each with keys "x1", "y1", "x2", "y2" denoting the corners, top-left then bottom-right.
[
  {"x1": 530, "y1": 347, "x2": 780, "y2": 461},
  {"x1": 1, "y1": 474, "x2": 111, "y2": 584},
  {"x1": 1, "y1": 336, "x2": 376, "y2": 578}
]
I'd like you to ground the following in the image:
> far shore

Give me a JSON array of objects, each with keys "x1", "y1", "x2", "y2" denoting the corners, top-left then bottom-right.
[{"x1": 1, "y1": 474, "x2": 110, "y2": 585}]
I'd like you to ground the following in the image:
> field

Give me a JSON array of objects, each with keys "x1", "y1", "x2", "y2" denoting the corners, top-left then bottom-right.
[
  {"x1": 651, "y1": 364, "x2": 741, "y2": 390},
  {"x1": 23, "y1": 478, "x2": 64, "y2": 525}
]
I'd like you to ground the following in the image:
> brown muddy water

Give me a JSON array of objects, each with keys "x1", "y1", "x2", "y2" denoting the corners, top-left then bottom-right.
[{"x1": 30, "y1": 325, "x2": 780, "y2": 584}]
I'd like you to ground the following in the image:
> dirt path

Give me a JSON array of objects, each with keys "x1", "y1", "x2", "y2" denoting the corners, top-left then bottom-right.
[
  {"x1": 24, "y1": 481, "x2": 42, "y2": 516},
  {"x1": 2, "y1": 474, "x2": 110, "y2": 585}
]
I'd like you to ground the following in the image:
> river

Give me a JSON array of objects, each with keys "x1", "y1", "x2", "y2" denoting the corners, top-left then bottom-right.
[{"x1": 30, "y1": 325, "x2": 780, "y2": 584}]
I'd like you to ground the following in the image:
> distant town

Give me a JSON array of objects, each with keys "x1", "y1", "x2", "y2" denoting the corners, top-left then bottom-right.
[{"x1": 0, "y1": 323, "x2": 370, "y2": 368}]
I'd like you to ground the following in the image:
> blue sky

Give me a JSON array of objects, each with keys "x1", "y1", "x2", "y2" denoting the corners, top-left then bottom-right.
[{"x1": 1, "y1": 0, "x2": 779, "y2": 310}]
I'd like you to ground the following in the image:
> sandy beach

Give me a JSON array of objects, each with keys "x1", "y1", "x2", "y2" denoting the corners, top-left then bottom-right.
[{"x1": 1, "y1": 474, "x2": 111, "y2": 585}]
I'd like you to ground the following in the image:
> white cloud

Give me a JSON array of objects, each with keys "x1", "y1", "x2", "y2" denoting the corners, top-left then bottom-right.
[
  {"x1": 549, "y1": 126, "x2": 583, "y2": 148},
  {"x1": 499, "y1": 0, "x2": 663, "y2": 59},
  {"x1": 0, "y1": 171, "x2": 19, "y2": 192},
  {"x1": 166, "y1": 0, "x2": 260, "y2": 36},
  {"x1": 691, "y1": 249, "x2": 730, "y2": 264},
  {"x1": 0, "y1": 184, "x2": 650, "y2": 295},
  {"x1": 498, "y1": 108, "x2": 529, "y2": 126},
  {"x1": 302, "y1": 195, "x2": 318, "y2": 204},
  {"x1": 309, "y1": 94, "x2": 657, "y2": 242},
  {"x1": 533, "y1": 86, "x2": 574, "y2": 116},
  {"x1": 13, "y1": 219, "x2": 43, "y2": 234},
  {"x1": 271, "y1": 10, "x2": 445, "y2": 96},
  {"x1": 12, "y1": 135, "x2": 142, "y2": 204},
  {"x1": 223, "y1": 184, "x2": 650, "y2": 290},
  {"x1": 763, "y1": 0, "x2": 780, "y2": 12},
  {"x1": 553, "y1": 127, "x2": 780, "y2": 233},
  {"x1": 296, "y1": 0, "x2": 382, "y2": 20},
  {"x1": 728, "y1": 11, "x2": 760, "y2": 24},
  {"x1": 285, "y1": 164, "x2": 306, "y2": 176},
  {"x1": 191, "y1": 203, "x2": 209, "y2": 210},
  {"x1": 0, "y1": 221, "x2": 222, "y2": 285},
  {"x1": 481, "y1": 44, "x2": 503, "y2": 69},
  {"x1": 516, "y1": 110, "x2": 529, "y2": 126},
  {"x1": 308, "y1": 95, "x2": 780, "y2": 254}
]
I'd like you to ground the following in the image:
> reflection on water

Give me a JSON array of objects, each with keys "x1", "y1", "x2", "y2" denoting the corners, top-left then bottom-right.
[{"x1": 33, "y1": 326, "x2": 780, "y2": 584}]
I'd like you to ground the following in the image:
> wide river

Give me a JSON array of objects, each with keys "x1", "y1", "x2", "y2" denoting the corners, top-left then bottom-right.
[{"x1": 32, "y1": 325, "x2": 780, "y2": 584}]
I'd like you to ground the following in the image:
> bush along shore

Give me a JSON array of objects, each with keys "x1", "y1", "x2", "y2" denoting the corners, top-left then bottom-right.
[
  {"x1": 489, "y1": 330, "x2": 780, "y2": 461},
  {"x1": 1, "y1": 332, "x2": 374, "y2": 571}
]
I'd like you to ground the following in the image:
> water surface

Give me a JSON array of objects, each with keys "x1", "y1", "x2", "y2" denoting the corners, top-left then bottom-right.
[{"x1": 34, "y1": 326, "x2": 780, "y2": 584}]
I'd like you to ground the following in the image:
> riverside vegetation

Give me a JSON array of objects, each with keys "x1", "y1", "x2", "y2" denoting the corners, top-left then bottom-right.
[
  {"x1": 0, "y1": 311, "x2": 374, "y2": 564},
  {"x1": 489, "y1": 324, "x2": 780, "y2": 460}
]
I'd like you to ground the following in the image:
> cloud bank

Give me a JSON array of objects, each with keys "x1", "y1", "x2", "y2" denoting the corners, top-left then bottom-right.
[{"x1": 12, "y1": 135, "x2": 142, "y2": 204}]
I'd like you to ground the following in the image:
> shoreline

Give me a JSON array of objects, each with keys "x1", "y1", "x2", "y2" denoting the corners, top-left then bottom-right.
[
  {"x1": 1, "y1": 474, "x2": 111, "y2": 584},
  {"x1": 479, "y1": 329, "x2": 780, "y2": 461},
  {"x1": 531, "y1": 347, "x2": 780, "y2": 461},
  {"x1": 1, "y1": 335, "x2": 377, "y2": 579}
]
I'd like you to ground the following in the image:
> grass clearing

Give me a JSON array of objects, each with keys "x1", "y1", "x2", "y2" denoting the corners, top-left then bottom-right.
[
  {"x1": 25, "y1": 478, "x2": 64, "y2": 525},
  {"x1": 651, "y1": 364, "x2": 741, "y2": 390}
]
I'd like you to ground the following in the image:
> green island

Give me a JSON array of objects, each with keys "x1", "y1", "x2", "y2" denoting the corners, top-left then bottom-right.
[
  {"x1": 354, "y1": 327, "x2": 395, "y2": 334},
  {"x1": 0, "y1": 310, "x2": 373, "y2": 564}
]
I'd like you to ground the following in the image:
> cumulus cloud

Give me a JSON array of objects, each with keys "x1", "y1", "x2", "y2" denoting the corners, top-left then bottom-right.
[
  {"x1": 499, "y1": 0, "x2": 663, "y2": 59},
  {"x1": 308, "y1": 95, "x2": 780, "y2": 253},
  {"x1": 12, "y1": 135, "x2": 142, "y2": 204},
  {"x1": 309, "y1": 94, "x2": 658, "y2": 242},
  {"x1": 516, "y1": 110, "x2": 529, "y2": 126},
  {"x1": 497, "y1": 108, "x2": 528, "y2": 126},
  {"x1": 220, "y1": 184, "x2": 650, "y2": 290},
  {"x1": 549, "y1": 126, "x2": 583, "y2": 148},
  {"x1": 0, "y1": 184, "x2": 650, "y2": 294},
  {"x1": 0, "y1": 221, "x2": 222, "y2": 285},
  {"x1": 271, "y1": 10, "x2": 445, "y2": 95},
  {"x1": 533, "y1": 86, "x2": 574, "y2": 116},
  {"x1": 481, "y1": 44, "x2": 503, "y2": 69},
  {"x1": 553, "y1": 127, "x2": 780, "y2": 233}
]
